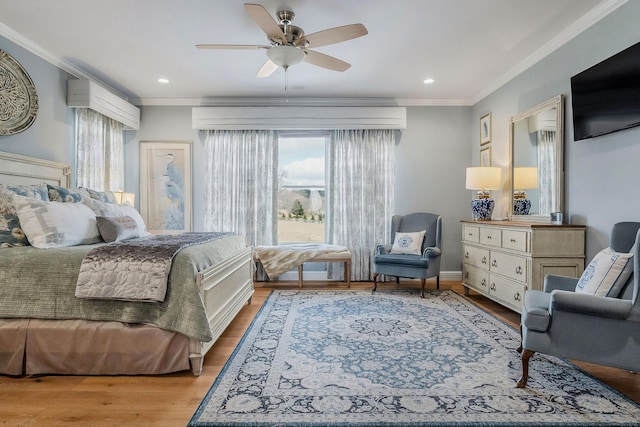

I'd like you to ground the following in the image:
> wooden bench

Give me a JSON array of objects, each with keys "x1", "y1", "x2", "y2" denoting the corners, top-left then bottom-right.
[{"x1": 253, "y1": 248, "x2": 351, "y2": 288}]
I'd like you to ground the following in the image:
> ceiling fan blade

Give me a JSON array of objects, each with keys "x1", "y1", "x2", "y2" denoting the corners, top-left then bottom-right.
[
  {"x1": 257, "y1": 59, "x2": 279, "y2": 78},
  {"x1": 294, "y1": 23, "x2": 368, "y2": 48},
  {"x1": 244, "y1": 3, "x2": 287, "y2": 44},
  {"x1": 303, "y1": 50, "x2": 351, "y2": 72},
  {"x1": 196, "y1": 44, "x2": 269, "y2": 50}
]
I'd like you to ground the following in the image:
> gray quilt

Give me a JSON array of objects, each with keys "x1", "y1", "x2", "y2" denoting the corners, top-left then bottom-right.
[
  {"x1": 76, "y1": 233, "x2": 231, "y2": 302},
  {"x1": 0, "y1": 232, "x2": 247, "y2": 342}
]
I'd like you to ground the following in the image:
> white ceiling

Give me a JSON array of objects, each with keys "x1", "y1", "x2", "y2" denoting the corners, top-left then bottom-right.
[{"x1": 0, "y1": 0, "x2": 618, "y2": 106}]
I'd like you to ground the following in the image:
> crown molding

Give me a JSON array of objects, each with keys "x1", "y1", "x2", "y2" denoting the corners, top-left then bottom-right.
[
  {"x1": 0, "y1": 22, "x2": 132, "y2": 102},
  {"x1": 471, "y1": 0, "x2": 628, "y2": 104},
  {"x1": 132, "y1": 96, "x2": 472, "y2": 108}
]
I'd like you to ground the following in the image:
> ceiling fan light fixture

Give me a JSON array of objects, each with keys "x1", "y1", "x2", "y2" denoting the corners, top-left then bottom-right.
[{"x1": 267, "y1": 45, "x2": 305, "y2": 69}]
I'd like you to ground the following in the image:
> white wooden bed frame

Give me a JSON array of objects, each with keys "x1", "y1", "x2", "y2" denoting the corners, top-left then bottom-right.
[{"x1": 0, "y1": 151, "x2": 254, "y2": 376}]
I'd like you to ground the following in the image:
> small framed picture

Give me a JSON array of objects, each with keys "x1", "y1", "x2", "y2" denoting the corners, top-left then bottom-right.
[
  {"x1": 480, "y1": 146, "x2": 492, "y2": 167},
  {"x1": 480, "y1": 113, "x2": 491, "y2": 145}
]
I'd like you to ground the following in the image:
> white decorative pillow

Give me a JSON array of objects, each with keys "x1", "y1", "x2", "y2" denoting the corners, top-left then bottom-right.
[
  {"x1": 575, "y1": 247, "x2": 634, "y2": 297},
  {"x1": 12, "y1": 195, "x2": 102, "y2": 249},
  {"x1": 83, "y1": 197, "x2": 150, "y2": 237},
  {"x1": 390, "y1": 230, "x2": 426, "y2": 255}
]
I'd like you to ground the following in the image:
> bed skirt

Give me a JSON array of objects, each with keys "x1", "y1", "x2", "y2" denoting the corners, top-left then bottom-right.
[{"x1": 0, "y1": 319, "x2": 190, "y2": 376}]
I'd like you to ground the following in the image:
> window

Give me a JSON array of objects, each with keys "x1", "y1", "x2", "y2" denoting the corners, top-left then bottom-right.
[{"x1": 277, "y1": 132, "x2": 328, "y2": 243}]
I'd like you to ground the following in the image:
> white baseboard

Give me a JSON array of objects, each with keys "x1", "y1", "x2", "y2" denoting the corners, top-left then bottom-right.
[{"x1": 274, "y1": 270, "x2": 462, "y2": 282}]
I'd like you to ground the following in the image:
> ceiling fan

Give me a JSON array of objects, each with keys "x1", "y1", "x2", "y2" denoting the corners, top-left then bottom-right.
[{"x1": 196, "y1": 3, "x2": 368, "y2": 78}]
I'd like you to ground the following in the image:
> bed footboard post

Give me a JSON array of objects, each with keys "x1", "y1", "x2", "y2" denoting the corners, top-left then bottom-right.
[{"x1": 190, "y1": 351, "x2": 204, "y2": 376}]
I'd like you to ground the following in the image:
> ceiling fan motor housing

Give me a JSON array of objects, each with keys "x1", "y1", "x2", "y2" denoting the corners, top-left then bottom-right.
[{"x1": 274, "y1": 10, "x2": 304, "y2": 45}]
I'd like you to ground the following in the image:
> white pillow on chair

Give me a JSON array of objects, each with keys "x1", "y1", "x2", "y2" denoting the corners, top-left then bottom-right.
[
  {"x1": 575, "y1": 247, "x2": 633, "y2": 297},
  {"x1": 390, "y1": 230, "x2": 426, "y2": 255}
]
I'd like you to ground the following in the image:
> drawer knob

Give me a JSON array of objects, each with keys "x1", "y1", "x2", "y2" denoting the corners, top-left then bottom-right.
[
  {"x1": 510, "y1": 238, "x2": 516, "y2": 243},
  {"x1": 515, "y1": 265, "x2": 523, "y2": 275},
  {"x1": 468, "y1": 232, "x2": 473, "y2": 236},
  {"x1": 491, "y1": 259, "x2": 497, "y2": 267},
  {"x1": 482, "y1": 256, "x2": 487, "y2": 264},
  {"x1": 465, "y1": 251, "x2": 469, "y2": 259},
  {"x1": 481, "y1": 278, "x2": 486, "y2": 287},
  {"x1": 514, "y1": 292, "x2": 521, "y2": 301},
  {"x1": 490, "y1": 283, "x2": 496, "y2": 291},
  {"x1": 465, "y1": 271, "x2": 469, "y2": 278},
  {"x1": 487, "y1": 235, "x2": 492, "y2": 240}
]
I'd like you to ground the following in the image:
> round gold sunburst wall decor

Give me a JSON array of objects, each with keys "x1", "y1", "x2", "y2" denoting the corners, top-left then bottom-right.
[{"x1": 0, "y1": 49, "x2": 39, "y2": 136}]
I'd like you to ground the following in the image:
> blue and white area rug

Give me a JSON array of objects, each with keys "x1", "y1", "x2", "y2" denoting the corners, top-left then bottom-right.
[{"x1": 189, "y1": 290, "x2": 640, "y2": 426}]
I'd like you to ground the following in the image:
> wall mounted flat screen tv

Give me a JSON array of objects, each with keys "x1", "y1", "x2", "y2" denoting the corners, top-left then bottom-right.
[{"x1": 570, "y1": 41, "x2": 640, "y2": 141}]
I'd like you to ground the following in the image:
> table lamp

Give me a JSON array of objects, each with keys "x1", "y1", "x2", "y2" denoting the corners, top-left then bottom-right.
[
  {"x1": 112, "y1": 191, "x2": 136, "y2": 206},
  {"x1": 513, "y1": 167, "x2": 538, "y2": 215},
  {"x1": 466, "y1": 167, "x2": 501, "y2": 221}
]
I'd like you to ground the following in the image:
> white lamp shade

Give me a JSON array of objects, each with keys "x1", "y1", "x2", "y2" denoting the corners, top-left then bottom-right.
[
  {"x1": 465, "y1": 167, "x2": 501, "y2": 190},
  {"x1": 514, "y1": 167, "x2": 538, "y2": 190},
  {"x1": 266, "y1": 46, "x2": 305, "y2": 68},
  {"x1": 112, "y1": 191, "x2": 135, "y2": 206}
]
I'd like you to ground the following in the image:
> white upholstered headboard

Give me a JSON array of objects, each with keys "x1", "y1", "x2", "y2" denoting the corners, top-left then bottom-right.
[{"x1": 0, "y1": 151, "x2": 71, "y2": 188}]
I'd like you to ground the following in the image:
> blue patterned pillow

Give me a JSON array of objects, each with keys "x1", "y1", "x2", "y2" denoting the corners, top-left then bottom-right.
[
  {"x1": 0, "y1": 184, "x2": 49, "y2": 248},
  {"x1": 47, "y1": 184, "x2": 87, "y2": 203},
  {"x1": 81, "y1": 187, "x2": 118, "y2": 204}
]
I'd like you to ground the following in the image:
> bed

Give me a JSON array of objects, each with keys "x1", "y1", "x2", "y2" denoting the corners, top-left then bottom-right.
[{"x1": 0, "y1": 151, "x2": 254, "y2": 376}]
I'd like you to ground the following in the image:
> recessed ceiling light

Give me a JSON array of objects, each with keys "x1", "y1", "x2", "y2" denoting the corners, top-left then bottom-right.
[
  {"x1": 158, "y1": 78, "x2": 170, "y2": 84},
  {"x1": 423, "y1": 78, "x2": 435, "y2": 84}
]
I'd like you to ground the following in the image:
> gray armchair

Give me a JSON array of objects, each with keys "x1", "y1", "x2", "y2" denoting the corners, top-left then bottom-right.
[
  {"x1": 372, "y1": 212, "x2": 442, "y2": 298},
  {"x1": 517, "y1": 221, "x2": 640, "y2": 388}
]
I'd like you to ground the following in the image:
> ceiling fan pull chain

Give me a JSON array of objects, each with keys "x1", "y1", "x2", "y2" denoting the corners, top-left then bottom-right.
[{"x1": 284, "y1": 68, "x2": 289, "y2": 92}]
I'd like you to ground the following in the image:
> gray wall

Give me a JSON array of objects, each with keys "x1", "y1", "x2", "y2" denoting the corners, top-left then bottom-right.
[
  {"x1": 397, "y1": 107, "x2": 471, "y2": 273},
  {"x1": 0, "y1": 37, "x2": 75, "y2": 170},
  {"x1": 472, "y1": 0, "x2": 640, "y2": 260}
]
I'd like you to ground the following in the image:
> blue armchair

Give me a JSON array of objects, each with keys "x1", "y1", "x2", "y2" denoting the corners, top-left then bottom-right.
[
  {"x1": 372, "y1": 212, "x2": 442, "y2": 298},
  {"x1": 517, "y1": 222, "x2": 640, "y2": 388}
]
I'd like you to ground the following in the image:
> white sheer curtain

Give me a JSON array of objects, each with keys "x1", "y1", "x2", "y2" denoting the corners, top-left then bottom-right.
[
  {"x1": 204, "y1": 130, "x2": 278, "y2": 246},
  {"x1": 75, "y1": 108, "x2": 124, "y2": 191},
  {"x1": 537, "y1": 130, "x2": 556, "y2": 215},
  {"x1": 328, "y1": 129, "x2": 395, "y2": 281}
]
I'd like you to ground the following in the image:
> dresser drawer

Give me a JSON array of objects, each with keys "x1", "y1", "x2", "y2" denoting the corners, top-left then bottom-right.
[
  {"x1": 502, "y1": 229, "x2": 528, "y2": 252},
  {"x1": 480, "y1": 227, "x2": 501, "y2": 247},
  {"x1": 463, "y1": 225, "x2": 480, "y2": 243},
  {"x1": 463, "y1": 264, "x2": 489, "y2": 294},
  {"x1": 463, "y1": 245, "x2": 490, "y2": 269},
  {"x1": 489, "y1": 275, "x2": 526, "y2": 312},
  {"x1": 489, "y1": 251, "x2": 527, "y2": 283}
]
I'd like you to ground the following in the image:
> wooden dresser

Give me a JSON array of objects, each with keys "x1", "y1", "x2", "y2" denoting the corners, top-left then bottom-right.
[{"x1": 461, "y1": 220, "x2": 586, "y2": 313}]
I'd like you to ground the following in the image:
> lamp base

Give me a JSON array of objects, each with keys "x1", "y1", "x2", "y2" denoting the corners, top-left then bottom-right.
[
  {"x1": 513, "y1": 198, "x2": 532, "y2": 215},
  {"x1": 471, "y1": 198, "x2": 495, "y2": 221}
]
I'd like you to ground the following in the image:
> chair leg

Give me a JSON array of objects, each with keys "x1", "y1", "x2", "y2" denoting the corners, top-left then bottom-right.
[
  {"x1": 395, "y1": 276, "x2": 400, "y2": 286},
  {"x1": 420, "y1": 279, "x2": 426, "y2": 298},
  {"x1": 516, "y1": 324, "x2": 523, "y2": 353},
  {"x1": 517, "y1": 349, "x2": 535, "y2": 388},
  {"x1": 436, "y1": 275, "x2": 440, "y2": 290},
  {"x1": 372, "y1": 273, "x2": 378, "y2": 293}
]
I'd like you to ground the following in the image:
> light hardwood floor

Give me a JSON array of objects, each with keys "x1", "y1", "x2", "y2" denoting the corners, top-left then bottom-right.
[{"x1": 1, "y1": 280, "x2": 639, "y2": 426}]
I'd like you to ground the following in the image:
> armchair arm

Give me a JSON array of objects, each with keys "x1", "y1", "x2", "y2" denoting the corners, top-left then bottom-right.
[
  {"x1": 423, "y1": 246, "x2": 441, "y2": 259},
  {"x1": 376, "y1": 244, "x2": 392, "y2": 255},
  {"x1": 550, "y1": 290, "x2": 633, "y2": 320},
  {"x1": 544, "y1": 274, "x2": 579, "y2": 293}
]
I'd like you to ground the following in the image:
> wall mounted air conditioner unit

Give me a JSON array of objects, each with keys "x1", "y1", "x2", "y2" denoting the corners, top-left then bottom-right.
[{"x1": 67, "y1": 79, "x2": 140, "y2": 130}]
